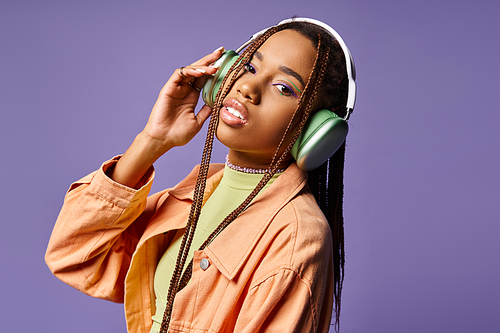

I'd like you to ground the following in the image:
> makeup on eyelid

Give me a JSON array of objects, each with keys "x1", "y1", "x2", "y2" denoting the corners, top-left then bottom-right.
[
  {"x1": 285, "y1": 79, "x2": 302, "y2": 93},
  {"x1": 270, "y1": 82, "x2": 299, "y2": 97}
]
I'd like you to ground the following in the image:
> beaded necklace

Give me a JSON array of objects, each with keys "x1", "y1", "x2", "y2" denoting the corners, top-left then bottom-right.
[{"x1": 225, "y1": 155, "x2": 287, "y2": 174}]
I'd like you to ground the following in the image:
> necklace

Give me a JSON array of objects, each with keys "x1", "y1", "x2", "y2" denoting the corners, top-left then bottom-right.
[{"x1": 225, "y1": 155, "x2": 286, "y2": 174}]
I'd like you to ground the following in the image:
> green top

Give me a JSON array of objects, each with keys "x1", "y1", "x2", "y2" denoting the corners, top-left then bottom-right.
[{"x1": 150, "y1": 165, "x2": 282, "y2": 332}]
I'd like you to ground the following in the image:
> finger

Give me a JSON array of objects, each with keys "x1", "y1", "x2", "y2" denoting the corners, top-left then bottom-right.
[
  {"x1": 171, "y1": 66, "x2": 199, "y2": 85},
  {"x1": 191, "y1": 46, "x2": 225, "y2": 66},
  {"x1": 182, "y1": 66, "x2": 211, "y2": 78},
  {"x1": 174, "y1": 65, "x2": 218, "y2": 86},
  {"x1": 196, "y1": 104, "x2": 212, "y2": 127},
  {"x1": 171, "y1": 47, "x2": 225, "y2": 86},
  {"x1": 191, "y1": 76, "x2": 207, "y2": 92}
]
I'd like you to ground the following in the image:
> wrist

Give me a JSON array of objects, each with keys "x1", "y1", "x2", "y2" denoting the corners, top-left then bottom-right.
[
  {"x1": 135, "y1": 131, "x2": 173, "y2": 163},
  {"x1": 109, "y1": 132, "x2": 168, "y2": 189}
]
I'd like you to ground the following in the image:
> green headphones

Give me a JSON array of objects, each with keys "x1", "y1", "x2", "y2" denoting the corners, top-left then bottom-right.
[{"x1": 202, "y1": 18, "x2": 356, "y2": 171}]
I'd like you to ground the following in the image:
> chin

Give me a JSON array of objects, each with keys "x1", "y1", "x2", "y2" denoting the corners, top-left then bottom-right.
[{"x1": 215, "y1": 123, "x2": 247, "y2": 151}]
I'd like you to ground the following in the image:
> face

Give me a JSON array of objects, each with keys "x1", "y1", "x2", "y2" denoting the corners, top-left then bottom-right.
[{"x1": 216, "y1": 29, "x2": 317, "y2": 169}]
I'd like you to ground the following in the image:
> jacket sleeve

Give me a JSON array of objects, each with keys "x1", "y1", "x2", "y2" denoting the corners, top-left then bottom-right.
[
  {"x1": 45, "y1": 156, "x2": 157, "y2": 303},
  {"x1": 234, "y1": 267, "x2": 332, "y2": 333}
]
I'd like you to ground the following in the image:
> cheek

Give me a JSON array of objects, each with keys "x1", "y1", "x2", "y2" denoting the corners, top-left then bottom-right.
[{"x1": 261, "y1": 97, "x2": 300, "y2": 130}]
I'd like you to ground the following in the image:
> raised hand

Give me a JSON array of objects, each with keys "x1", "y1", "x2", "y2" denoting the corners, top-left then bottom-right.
[{"x1": 109, "y1": 47, "x2": 225, "y2": 188}]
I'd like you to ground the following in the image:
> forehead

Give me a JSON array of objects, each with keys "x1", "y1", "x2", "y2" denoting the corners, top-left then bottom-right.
[{"x1": 255, "y1": 29, "x2": 317, "y2": 78}]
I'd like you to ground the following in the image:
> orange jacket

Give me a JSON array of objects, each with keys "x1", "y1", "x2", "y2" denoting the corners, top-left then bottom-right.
[{"x1": 46, "y1": 157, "x2": 334, "y2": 333}]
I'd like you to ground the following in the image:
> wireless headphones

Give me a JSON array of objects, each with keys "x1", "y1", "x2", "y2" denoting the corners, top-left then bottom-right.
[{"x1": 202, "y1": 18, "x2": 356, "y2": 171}]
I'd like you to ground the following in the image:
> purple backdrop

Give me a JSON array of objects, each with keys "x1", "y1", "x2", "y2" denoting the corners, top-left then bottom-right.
[{"x1": 1, "y1": 1, "x2": 499, "y2": 332}]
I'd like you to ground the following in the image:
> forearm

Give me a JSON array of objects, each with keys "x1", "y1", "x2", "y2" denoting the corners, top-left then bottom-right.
[{"x1": 108, "y1": 131, "x2": 171, "y2": 189}]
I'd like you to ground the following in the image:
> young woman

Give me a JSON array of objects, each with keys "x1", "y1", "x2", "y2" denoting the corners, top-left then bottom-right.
[{"x1": 46, "y1": 18, "x2": 355, "y2": 333}]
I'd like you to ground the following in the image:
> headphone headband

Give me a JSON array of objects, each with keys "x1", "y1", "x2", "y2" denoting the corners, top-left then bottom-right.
[{"x1": 236, "y1": 18, "x2": 356, "y2": 119}]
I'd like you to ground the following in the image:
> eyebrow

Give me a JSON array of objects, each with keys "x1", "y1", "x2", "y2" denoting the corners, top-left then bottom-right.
[{"x1": 253, "y1": 51, "x2": 305, "y2": 87}]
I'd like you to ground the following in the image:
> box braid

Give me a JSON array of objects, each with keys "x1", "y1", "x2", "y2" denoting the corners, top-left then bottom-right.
[
  {"x1": 307, "y1": 143, "x2": 346, "y2": 332},
  {"x1": 160, "y1": 22, "x2": 333, "y2": 333},
  {"x1": 287, "y1": 20, "x2": 349, "y2": 331}
]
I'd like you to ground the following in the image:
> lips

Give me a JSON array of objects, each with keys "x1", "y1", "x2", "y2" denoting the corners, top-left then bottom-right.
[
  {"x1": 220, "y1": 98, "x2": 248, "y2": 126},
  {"x1": 225, "y1": 106, "x2": 245, "y2": 120}
]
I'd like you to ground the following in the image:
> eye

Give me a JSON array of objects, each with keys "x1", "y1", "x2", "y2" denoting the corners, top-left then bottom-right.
[
  {"x1": 244, "y1": 63, "x2": 256, "y2": 75},
  {"x1": 271, "y1": 83, "x2": 298, "y2": 97}
]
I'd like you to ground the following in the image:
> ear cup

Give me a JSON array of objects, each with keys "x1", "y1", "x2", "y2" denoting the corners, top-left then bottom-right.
[
  {"x1": 291, "y1": 109, "x2": 348, "y2": 171},
  {"x1": 202, "y1": 50, "x2": 240, "y2": 107}
]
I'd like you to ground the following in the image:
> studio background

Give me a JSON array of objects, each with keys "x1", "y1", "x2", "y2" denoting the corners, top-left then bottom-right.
[{"x1": 1, "y1": 0, "x2": 499, "y2": 332}]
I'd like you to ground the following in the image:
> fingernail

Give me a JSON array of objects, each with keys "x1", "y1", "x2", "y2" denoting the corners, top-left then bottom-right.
[
  {"x1": 209, "y1": 64, "x2": 220, "y2": 69},
  {"x1": 213, "y1": 46, "x2": 225, "y2": 53},
  {"x1": 195, "y1": 68, "x2": 206, "y2": 73}
]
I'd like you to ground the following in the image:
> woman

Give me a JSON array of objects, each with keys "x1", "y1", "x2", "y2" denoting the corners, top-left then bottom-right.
[{"x1": 46, "y1": 18, "x2": 355, "y2": 333}]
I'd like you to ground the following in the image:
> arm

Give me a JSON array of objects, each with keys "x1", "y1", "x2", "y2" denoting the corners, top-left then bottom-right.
[{"x1": 45, "y1": 48, "x2": 224, "y2": 300}]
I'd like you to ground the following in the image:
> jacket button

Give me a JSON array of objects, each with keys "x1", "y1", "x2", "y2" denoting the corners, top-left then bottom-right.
[{"x1": 200, "y1": 258, "x2": 210, "y2": 271}]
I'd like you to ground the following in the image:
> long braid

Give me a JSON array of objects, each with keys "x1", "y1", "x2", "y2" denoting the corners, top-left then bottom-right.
[
  {"x1": 283, "y1": 20, "x2": 349, "y2": 332},
  {"x1": 159, "y1": 89, "x2": 219, "y2": 333},
  {"x1": 160, "y1": 24, "x2": 292, "y2": 332},
  {"x1": 160, "y1": 19, "x2": 348, "y2": 331},
  {"x1": 328, "y1": 142, "x2": 346, "y2": 331},
  {"x1": 307, "y1": 143, "x2": 346, "y2": 332},
  {"x1": 161, "y1": 21, "x2": 347, "y2": 333},
  {"x1": 178, "y1": 36, "x2": 329, "y2": 291},
  {"x1": 161, "y1": 25, "x2": 331, "y2": 331}
]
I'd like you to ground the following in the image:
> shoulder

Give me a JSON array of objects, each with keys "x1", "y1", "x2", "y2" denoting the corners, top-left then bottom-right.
[
  {"x1": 280, "y1": 187, "x2": 333, "y2": 258},
  {"x1": 258, "y1": 186, "x2": 332, "y2": 281}
]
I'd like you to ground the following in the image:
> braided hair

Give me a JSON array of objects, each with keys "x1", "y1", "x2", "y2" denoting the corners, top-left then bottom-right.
[
  {"x1": 286, "y1": 21, "x2": 349, "y2": 332},
  {"x1": 160, "y1": 20, "x2": 348, "y2": 332}
]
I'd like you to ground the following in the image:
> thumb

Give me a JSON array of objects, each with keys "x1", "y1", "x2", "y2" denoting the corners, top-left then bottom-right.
[{"x1": 196, "y1": 104, "x2": 213, "y2": 128}]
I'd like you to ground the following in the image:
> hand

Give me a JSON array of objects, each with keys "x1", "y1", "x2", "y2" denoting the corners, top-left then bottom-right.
[
  {"x1": 109, "y1": 47, "x2": 225, "y2": 188},
  {"x1": 143, "y1": 47, "x2": 225, "y2": 155}
]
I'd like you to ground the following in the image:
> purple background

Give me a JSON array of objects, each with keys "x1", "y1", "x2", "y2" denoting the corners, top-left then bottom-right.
[{"x1": 1, "y1": 1, "x2": 499, "y2": 332}]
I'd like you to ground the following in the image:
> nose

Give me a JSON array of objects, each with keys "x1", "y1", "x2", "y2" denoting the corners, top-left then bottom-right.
[{"x1": 236, "y1": 75, "x2": 261, "y2": 104}]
